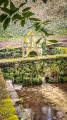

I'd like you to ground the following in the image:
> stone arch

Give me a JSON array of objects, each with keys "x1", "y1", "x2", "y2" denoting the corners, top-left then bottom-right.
[{"x1": 28, "y1": 51, "x2": 38, "y2": 57}]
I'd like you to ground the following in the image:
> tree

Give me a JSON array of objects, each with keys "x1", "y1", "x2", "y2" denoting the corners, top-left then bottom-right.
[{"x1": 0, "y1": 0, "x2": 58, "y2": 49}]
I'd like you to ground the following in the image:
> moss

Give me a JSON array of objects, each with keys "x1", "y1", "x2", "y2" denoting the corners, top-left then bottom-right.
[
  {"x1": 0, "y1": 99, "x2": 16, "y2": 119},
  {"x1": 7, "y1": 46, "x2": 12, "y2": 50},
  {"x1": 0, "y1": 54, "x2": 67, "y2": 67},
  {"x1": 0, "y1": 69, "x2": 10, "y2": 100},
  {"x1": 2, "y1": 115, "x2": 19, "y2": 120},
  {"x1": 0, "y1": 69, "x2": 18, "y2": 120}
]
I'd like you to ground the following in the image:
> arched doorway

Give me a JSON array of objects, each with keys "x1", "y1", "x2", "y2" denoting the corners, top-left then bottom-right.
[{"x1": 28, "y1": 51, "x2": 38, "y2": 57}]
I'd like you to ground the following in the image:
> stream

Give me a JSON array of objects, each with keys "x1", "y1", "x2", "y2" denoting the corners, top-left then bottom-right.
[{"x1": 17, "y1": 83, "x2": 67, "y2": 120}]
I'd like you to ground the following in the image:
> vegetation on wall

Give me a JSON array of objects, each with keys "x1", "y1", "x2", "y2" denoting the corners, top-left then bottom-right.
[
  {"x1": 0, "y1": 47, "x2": 22, "y2": 59},
  {"x1": 2, "y1": 57, "x2": 67, "y2": 85},
  {"x1": 0, "y1": 44, "x2": 67, "y2": 59}
]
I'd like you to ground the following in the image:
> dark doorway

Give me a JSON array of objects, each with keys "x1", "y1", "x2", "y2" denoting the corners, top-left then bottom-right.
[{"x1": 28, "y1": 51, "x2": 38, "y2": 57}]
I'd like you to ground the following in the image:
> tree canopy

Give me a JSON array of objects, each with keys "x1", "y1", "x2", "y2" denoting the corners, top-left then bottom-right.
[{"x1": 0, "y1": 0, "x2": 58, "y2": 47}]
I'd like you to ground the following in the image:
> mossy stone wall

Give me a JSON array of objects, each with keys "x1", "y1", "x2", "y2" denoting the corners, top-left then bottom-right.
[{"x1": 1, "y1": 55, "x2": 67, "y2": 84}]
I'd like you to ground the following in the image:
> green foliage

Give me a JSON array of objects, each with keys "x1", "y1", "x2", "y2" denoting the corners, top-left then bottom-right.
[
  {"x1": 30, "y1": 17, "x2": 41, "y2": 21},
  {"x1": 0, "y1": 14, "x2": 7, "y2": 23},
  {"x1": 4, "y1": 0, "x2": 9, "y2": 8},
  {"x1": 22, "y1": 7, "x2": 31, "y2": 12},
  {"x1": 42, "y1": 41, "x2": 47, "y2": 53},
  {"x1": 10, "y1": 1, "x2": 16, "y2": 10},
  {"x1": 3, "y1": 17, "x2": 10, "y2": 30},
  {"x1": 19, "y1": 3, "x2": 26, "y2": 8},
  {"x1": 23, "y1": 77, "x2": 32, "y2": 85},
  {"x1": 36, "y1": 37, "x2": 42, "y2": 44},
  {"x1": 44, "y1": 63, "x2": 47, "y2": 67},
  {"x1": 42, "y1": 20, "x2": 51, "y2": 25},
  {"x1": 0, "y1": 0, "x2": 4, "y2": 5},
  {"x1": 5, "y1": 51, "x2": 11, "y2": 56},
  {"x1": 0, "y1": 0, "x2": 53, "y2": 45},
  {"x1": 3, "y1": 72, "x2": 10, "y2": 79},
  {"x1": 34, "y1": 22, "x2": 41, "y2": 31},
  {"x1": 2, "y1": 57, "x2": 67, "y2": 85},
  {"x1": 40, "y1": 27, "x2": 52, "y2": 36},
  {"x1": 48, "y1": 40, "x2": 58, "y2": 43},
  {"x1": 22, "y1": 11, "x2": 34, "y2": 18},
  {"x1": 52, "y1": 47, "x2": 65, "y2": 54},
  {"x1": 42, "y1": 0, "x2": 48, "y2": 4},
  {"x1": 32, "y1": 75, "x2": 42, "y2": 85},
  {"x1": 21, "y1": 19, "x2": 25, "y2": 27},
  {"x1": 12, "y1": 13, "x2": 22, "y2": 21},
  {"x1": 0, "y1": 47, "x2": 22, "y2": 59},
  {"x1": 48, "y1": 79, "x2": 54, "y2": 83},
  {"x1": 40, "y1": 61, "x2": 44, "y2": 67}
]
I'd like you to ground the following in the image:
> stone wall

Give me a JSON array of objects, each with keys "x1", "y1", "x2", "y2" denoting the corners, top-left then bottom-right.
[{"x1": 1, "y1": 55, "x2": 67, "y2": 85}]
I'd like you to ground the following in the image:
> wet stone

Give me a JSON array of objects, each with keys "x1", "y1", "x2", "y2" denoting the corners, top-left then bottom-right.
[
  {"x1": 13, "y1": 84, "x2": 22, "y2": 92},
  {"x1": 57, "y1": 110, "x2": 63, "y2": 119}
]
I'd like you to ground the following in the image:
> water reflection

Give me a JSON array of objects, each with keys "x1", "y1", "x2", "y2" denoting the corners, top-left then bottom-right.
[
  {"x1": 48, "y1": 106, "x2": 51, "y2": 120},
  {"x1": 17, "y1": 84, "x2": 66, "y2": 120},
  {"x1": 24, "y1": 105, "x2": 52, "y2": 120}
]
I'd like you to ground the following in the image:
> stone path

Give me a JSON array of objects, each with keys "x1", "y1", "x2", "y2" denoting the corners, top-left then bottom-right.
[
  {"x1": 6, "y1": 80, "x2": 31, "y2": 120},
  {"x1": 6, "y1": 80, "x2": 20, "y2": 105}
]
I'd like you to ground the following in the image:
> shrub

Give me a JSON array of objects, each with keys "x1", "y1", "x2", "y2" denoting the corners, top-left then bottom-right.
[
  {"x1": 23, "y1": 77, "x2": 32, "y2": 85},
  {"x1": 3, "y1": 73, "x2": 10, "y2": 79},
  {"x1": 32, "y1": 76, "x2": 42, "y2": 85}
]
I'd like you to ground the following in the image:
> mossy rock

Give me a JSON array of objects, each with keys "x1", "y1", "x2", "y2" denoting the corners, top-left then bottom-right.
[
  {"x1": 0, "y1": 99, "x2": 16, "y2": 120},
  {"x1": 2, "y1": 115, "x2": 19, "y2": 120},
  {"x1": 0, "y1": 70, "x2": 10, "y2": 100}
]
